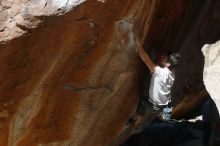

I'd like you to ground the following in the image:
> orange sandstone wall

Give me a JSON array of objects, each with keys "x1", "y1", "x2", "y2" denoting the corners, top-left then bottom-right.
[{"x1": 0, "y1": 0, "x2": 159, "y2": 146}]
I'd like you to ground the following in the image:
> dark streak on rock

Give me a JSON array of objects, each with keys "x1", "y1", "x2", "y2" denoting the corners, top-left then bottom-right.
[
  {"x1": 64, "y1": 83, "x2": 113, "y2": 93},
  {"x1": 64, "y1": 84, "x2": 96, "y2": 92}
]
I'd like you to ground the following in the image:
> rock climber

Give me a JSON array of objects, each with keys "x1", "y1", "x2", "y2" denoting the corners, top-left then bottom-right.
[{"x1": 133, "y1": 33, "x2": 181, "y2": 127}]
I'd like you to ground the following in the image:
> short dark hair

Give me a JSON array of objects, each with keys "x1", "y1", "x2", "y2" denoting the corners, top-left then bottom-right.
[{"x1": 168, "y1": 53, "x2": 181, "y2": 67}]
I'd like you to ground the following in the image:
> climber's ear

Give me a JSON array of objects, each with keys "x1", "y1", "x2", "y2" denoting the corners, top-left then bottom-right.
[{"x1": 166, "y1": 62, "x2": 171, "y2": 67}]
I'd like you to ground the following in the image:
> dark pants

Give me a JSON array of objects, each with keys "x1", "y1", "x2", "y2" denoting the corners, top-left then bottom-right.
[
  {"x1": 202, "y1": 98, "x2": 220, "y2": 146},
  {"x1": 137, "y1": 96, "x2": 169, "y2": 116}
]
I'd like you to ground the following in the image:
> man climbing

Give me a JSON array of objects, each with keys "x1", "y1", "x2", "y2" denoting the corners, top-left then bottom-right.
[{"x1": 134, "y1": 34, "x2": 181, "y2": 127}]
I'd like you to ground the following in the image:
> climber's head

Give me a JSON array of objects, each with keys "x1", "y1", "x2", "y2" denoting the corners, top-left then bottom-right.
[{"x1": 167, "y1": 52, "x2": 181, "y2": 68}]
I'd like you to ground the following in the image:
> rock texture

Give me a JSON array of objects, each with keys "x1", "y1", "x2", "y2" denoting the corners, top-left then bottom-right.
[
  {"x1": 0, "y1": 0, "x2": 87, "y2": 43},
  {"x1": 164, "y1": 0, "x2": 220, "y2": 121},
  {"x1": 1, "y1": 0, "x2": 220, "y2": 146},
  {"x1": 172, "y1": 0, "x2": 220, "y2": 101},
  {"x1": 0, "y1": 0, "x2": 160, "y2": 146},
  {"x1": 202, "y1": 41, "x2": 220, "y2": 114}
]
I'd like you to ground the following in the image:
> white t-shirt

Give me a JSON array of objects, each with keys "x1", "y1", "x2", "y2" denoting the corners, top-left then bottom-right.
[{"x1": 149, "y1": 66, "x2": 175, "y2": 105}]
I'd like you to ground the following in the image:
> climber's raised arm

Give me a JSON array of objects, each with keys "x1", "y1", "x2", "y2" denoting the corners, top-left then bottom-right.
[{"x1": 135, "y1": 35, "x2": 156, "y2": 73}]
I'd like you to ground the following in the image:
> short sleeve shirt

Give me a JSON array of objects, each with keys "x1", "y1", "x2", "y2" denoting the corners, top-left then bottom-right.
[{"x1": 149, "y1": 66, "x2": 175, "y2": 105}]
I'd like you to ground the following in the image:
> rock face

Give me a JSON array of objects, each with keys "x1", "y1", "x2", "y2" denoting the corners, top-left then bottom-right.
[
  {"x1": 166, "y1": 0, "x2": 220, "y2": 120},
  {"x1": 0, "y1": 0, "x2": 86, "y2": 43},
  {"x1": 1, "y1": 0, "x2": 220, "y2": 146},
  {"x1": 0, "y1": 0, "x2": 160, "y2": 146},
  {"x1": 172, "y1": 0, "x2": 220, "y2": 101},
  {"x1": 202, "y1": 41, "x2": 220, "y2": 114}
]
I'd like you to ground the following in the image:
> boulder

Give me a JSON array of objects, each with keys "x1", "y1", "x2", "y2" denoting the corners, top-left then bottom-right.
[
  {"x1": 202, "y1": 41, "x2": 220, "y2": 115},
  {"x1": 0, "y1": 0, "x2": 159, "y2": 145}
]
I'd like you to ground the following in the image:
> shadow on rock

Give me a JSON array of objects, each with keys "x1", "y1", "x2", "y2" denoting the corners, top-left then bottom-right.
[{"x1": 121, "y1": 118, "x2": 203, "y2": 146}]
